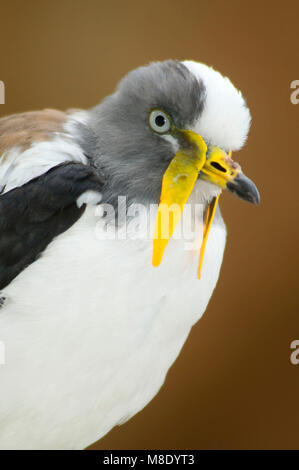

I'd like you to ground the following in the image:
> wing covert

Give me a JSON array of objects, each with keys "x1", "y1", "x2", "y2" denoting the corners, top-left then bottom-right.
[{"x1": 0, "y1": 162, "x2": 103, "y2": 290}]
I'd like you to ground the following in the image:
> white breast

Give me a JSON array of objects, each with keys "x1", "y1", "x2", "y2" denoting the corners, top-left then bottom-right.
[{"x1": 0, "y1": 192, "x2": 226, "y2": 449}]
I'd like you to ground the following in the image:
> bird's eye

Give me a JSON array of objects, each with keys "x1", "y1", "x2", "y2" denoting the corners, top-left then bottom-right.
[{"x1": 148, "y1": 110, "x2": 171, "y2": 134}]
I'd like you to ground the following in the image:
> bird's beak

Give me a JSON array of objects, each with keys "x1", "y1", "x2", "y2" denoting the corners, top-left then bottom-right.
[
  {"x1": 152, "y1": 130, "x2": 260, "y2": 279},
  {"x1": 196, "y1": 145, "x2": 260, "y2": 278},
  {"x1": 200, "y1": 145, "x2": 260, "y2": 205}
]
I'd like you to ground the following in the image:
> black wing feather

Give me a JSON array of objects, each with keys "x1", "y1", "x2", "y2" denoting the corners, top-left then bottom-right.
[{"x1": 0, "y1": 162, "x2": 103, "y2": 290}]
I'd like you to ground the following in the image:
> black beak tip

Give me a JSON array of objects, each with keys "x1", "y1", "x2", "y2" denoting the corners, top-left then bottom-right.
[
  {"x1": 227, "y1": 174, "x2": 260, "y2": 205},
  {"x1": 248, "y1": 187, "x2": 260, "y2": 205}
]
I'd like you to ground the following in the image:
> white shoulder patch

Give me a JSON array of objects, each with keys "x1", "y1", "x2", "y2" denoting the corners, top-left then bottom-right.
[
  {"x1": 0, "y1": 111, "x2": 90, "y2": 194},
  {"x1": 183, "y1": 60, "x2": 251, "y2": 151},
  {"x1": 76, "y1": 190, "x2": 102, "y2": 208}
]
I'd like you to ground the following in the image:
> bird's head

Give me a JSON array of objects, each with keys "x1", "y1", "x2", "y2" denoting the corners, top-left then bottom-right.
[
  {"x1": 83, "y1": 59, "x2": 260, "y2": 275},
  {"x1": 87, "y1": 59, "x2": 259, "y2": 208}
]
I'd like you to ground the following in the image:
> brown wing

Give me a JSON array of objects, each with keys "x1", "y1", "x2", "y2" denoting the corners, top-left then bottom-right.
[
  {"x1": 0, "y1": 109, "x2": 103, "y2": 292},
  {"x1": 0, "y1": 109, "x2": 67, "y2": 159}
]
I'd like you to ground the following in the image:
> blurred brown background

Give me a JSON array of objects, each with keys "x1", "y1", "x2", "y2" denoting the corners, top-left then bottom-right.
[{"x1": 1, "y1": 0, "x2": 298, "y2": 450}]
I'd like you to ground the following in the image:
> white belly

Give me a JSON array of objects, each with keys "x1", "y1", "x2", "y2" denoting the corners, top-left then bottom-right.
[{"x1": 0, "y1": 200, "x2": 226, "y2": 449}]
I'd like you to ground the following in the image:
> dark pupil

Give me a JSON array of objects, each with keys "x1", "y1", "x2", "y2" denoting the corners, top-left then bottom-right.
[{"x1": 155, "y1": 115, "x2": 166, "y2": 127}]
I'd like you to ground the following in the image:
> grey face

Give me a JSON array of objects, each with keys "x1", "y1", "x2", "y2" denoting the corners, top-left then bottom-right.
[{"x1": 79, "y1": 60, "x2": 206, "y2": 206}]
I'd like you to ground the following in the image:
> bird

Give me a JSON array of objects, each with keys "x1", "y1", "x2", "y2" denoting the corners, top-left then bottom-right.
[{"x1": 0, "y1": 59, "x2": 259, "y2": 449}]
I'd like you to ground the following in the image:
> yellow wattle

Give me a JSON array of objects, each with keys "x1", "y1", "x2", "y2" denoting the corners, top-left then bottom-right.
[
  {"x1": 152, "y1": 131, "x2": 207, "y2": 268},
  {"x1": 197, "y1": 194, "x2": 220, "y2": 279}
]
